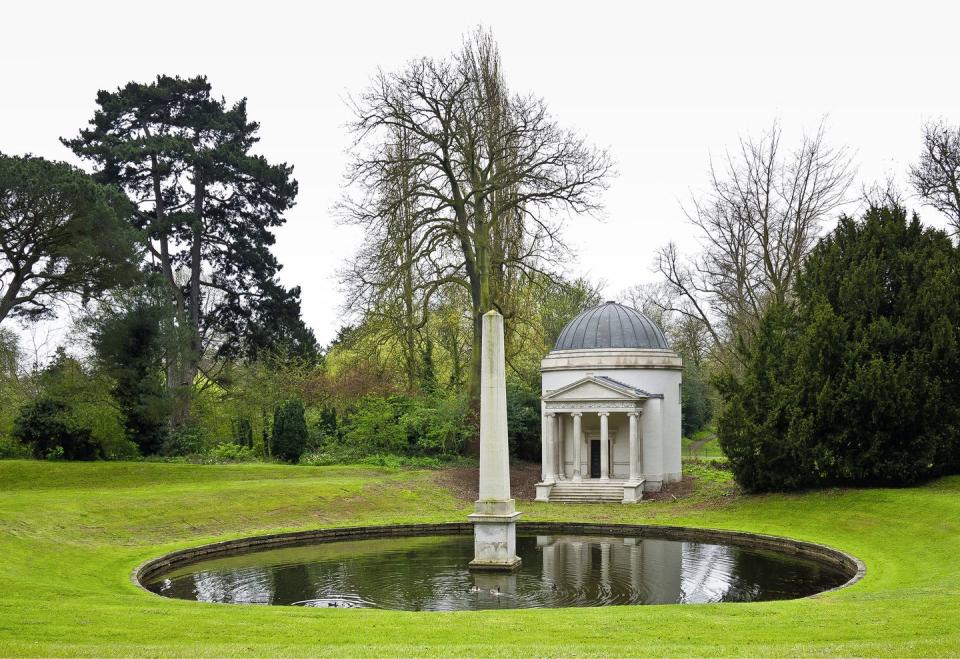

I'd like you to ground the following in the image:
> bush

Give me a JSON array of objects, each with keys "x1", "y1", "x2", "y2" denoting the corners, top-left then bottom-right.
[
  {"x1": 681, "y1": 362, "x2": 713, "y2": 437},
  {"x1": 397, "y1": 393, "x2": 469, "y2": 456},
  {"x1": 298, "y1": 449, "x2": 467, "y2": 469},
  {"x1": 272, "y1": 399, "x2": 308, "y2": 463},
  {"x1": 338, "y1": 393, "x2": 470, "y2": 458},
  {"x1": 718, "y1": 205, "x2": 960, "y2": 491},
  {"x1": 506, "y1": 381, "x2": 541, "y2": 460},
  {"x1": 0, "y1": 435, "x2": 32, "y2": 459},
  {"x1": 161, "y1": 425, "x2": 204, "y2": 456},
  {"x1": 13, "y1": 397, "x2": 102, "y2": 460},
  {"x1": 90, "y1": 293, "x2": 172, "y2": 456},
  {"x1": 342, "y1": 396, "x2": 408, "y2": 454},
  {"x1": 205, "y1": 442, "x2": 259, "y2": 463}
]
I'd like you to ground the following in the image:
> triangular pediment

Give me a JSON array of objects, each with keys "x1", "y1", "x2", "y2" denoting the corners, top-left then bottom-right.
[{"x1": 543, "y1": 376, "x2": 649, "y2": 402}]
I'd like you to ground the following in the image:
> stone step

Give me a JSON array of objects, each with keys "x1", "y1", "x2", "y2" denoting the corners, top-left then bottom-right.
[
  {"x1": 552, "y1": 481, "x2": 625, "y2": 487},
  {"x1": 547, "y1": 480, "x2": 631, "y2": 504},
  {"x1": 550, "y1": 486, "x2": 623, "y2": 491},
  {"x1": 551, "y1": 489, "x2": 623, "y2": 495},
  {"x1": 550, "y1": 487, "x2": 623, "y2": 496}
]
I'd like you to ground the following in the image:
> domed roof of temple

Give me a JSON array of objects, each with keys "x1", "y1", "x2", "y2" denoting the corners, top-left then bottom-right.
[{"x1": 554, "y1": 301, "x2": 669, "y2": 351}]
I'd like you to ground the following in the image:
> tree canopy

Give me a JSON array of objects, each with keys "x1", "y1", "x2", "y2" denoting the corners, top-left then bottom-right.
[
  {"x1": 718, "y1": 205, "x2": 960, "y2": 491},
  {"x1": 0, "y1": 154, "x2": 140, "y2": 324}
]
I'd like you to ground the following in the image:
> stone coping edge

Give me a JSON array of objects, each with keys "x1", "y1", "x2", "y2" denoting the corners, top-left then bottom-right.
[{"x1": 133, "y1": 521, "x2": 866, "y2": 600}]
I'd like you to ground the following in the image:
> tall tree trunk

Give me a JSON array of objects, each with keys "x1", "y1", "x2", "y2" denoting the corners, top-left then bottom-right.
[
  {"x1": 149, "y1": 154, "x2": 190, "y2": 426},
  {"x1": 171, "y1": 174, "x2": 205, "y2": 427},
  {"x1": 464, "y1": 214, "x2": 493, "y2": 456}
]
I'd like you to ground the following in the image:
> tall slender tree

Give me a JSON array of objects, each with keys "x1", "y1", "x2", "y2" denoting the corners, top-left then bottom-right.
[{"x1": 64, "y1": 75, "x2": 306, "y2": 424}]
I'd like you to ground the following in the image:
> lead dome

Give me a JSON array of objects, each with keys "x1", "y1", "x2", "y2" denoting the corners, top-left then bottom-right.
[{"x1": 553, "y1": 301, "x2": 669, "y2": 351}]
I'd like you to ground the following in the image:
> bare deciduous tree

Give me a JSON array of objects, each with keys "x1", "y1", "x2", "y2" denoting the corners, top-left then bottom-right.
[
  {"x1": 909, "y1": 120, "x2": 960, "y2": 236},
  {"x1": 341, "y1": 29, "x2": 613, "y2": 412},
  {"x1": 654, "y1": 122, "x2": 854, "y2": 364}
]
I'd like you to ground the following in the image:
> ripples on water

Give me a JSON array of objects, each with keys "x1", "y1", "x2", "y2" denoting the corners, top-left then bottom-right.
[{"x1": 146, "y1": 533, "x2": 847, "y2": 610}]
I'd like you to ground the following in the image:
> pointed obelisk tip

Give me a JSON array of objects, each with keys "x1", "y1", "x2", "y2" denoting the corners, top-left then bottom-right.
[{"x1": 484, "y1": 309, "x2": 500, "y2": 317}]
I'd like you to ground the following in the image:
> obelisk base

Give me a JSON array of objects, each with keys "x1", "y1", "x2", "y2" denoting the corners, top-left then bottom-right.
[{"x1": 468, "y1": 499, "x2": 521, "y2": 571}]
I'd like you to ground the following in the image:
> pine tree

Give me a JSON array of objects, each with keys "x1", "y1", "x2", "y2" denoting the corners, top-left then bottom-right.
[{"x1": 63, "y1": 75, "x2": 313, "y2": 425}]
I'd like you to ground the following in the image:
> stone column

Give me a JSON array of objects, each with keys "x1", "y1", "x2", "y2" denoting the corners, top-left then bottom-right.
[
  {"x1": 599, "y1": 412, "x2": 610, "y2": 480},
  {"x1": 555, "y1": 414, "x2": 564, "y2": 480},
  {"x1": 623, "y1": 410, "x2": 643, "y2": 502},
  {"x1": 551, "y1": 413, "x2": 562, "y2": 481},
  {"x1": 642, "y1": 397, "x2": 664, "y2": 491},
  {"x1": 544, "y1": 412, "x2": 556, "y2": 484},
  {"x1": 468, "y1": 310, "x2": 521, "y2": 571},
  {"x1": 540, "y1": 404, "x2": 548, "y2": 482},
  {"x1": 571, "y1": 412, "x2": 583, "y2": 481}
]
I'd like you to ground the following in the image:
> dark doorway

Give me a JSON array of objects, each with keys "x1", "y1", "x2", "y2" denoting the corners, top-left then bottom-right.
[{"x1": 590, "y1": 440, "x2": 601, "y2": 478}]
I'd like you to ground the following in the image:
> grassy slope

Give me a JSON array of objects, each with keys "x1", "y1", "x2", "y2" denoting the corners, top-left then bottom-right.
[
  {"x1": 682, "y1": 427, "x2": 725, "y2": 459},
  {"x1": 0, "y1": 460, "x2": 958, "y2": 657}
]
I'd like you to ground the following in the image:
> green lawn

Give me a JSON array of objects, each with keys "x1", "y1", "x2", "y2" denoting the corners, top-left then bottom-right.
[
  {"x1": 682, "y1": 427, "x2": 725, "y2": 459},
  {"x1": 1, "y1": 459, "x2": 958, "y2": 656}
]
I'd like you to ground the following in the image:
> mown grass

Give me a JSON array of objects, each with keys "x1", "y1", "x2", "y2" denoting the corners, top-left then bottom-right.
[{"x1": 1, "y1": 459, "x2": 958, "y2": 656}]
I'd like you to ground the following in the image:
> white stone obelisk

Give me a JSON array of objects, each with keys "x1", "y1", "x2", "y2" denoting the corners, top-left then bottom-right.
[{"x1": 468, "y1": 310, "x2": 521, "y2": 570}]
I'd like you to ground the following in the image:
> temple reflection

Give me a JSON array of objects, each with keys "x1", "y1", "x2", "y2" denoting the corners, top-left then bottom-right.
[{"x1": 535, "y1": 535, "x2": 687, "y2": 604}]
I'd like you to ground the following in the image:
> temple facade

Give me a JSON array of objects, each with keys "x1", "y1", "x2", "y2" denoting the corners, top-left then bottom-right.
[{"x1": 535, "y1": 302, "x2": 683, "y2": 503}]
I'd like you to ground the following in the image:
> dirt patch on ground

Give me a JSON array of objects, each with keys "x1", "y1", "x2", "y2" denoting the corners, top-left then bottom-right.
[
  {"x1": 433, "y1": 461, "x2": 543, "y2": 502},
  {"x1": 643, "y1": 474, "x2": 698, "y2": 501}
]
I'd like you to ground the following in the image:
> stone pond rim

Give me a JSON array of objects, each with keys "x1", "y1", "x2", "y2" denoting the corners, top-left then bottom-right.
[{"x1": 133, "y1": 521, "x2": 866, "y2": 602}]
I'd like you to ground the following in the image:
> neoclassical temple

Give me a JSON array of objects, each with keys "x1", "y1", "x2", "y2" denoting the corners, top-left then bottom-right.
[{"x1": 535, "y1": 301, "x2": 682, "y2": 503}]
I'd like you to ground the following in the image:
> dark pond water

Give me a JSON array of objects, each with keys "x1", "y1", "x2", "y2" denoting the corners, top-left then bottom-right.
[{"x1": 145, "y1": 533, "x2": 848, "y2": 610}]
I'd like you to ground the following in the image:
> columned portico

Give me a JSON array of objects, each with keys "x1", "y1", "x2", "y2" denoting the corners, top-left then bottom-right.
[{"x1": 536, "y1": 375, "x2": 659, "y2": 503}]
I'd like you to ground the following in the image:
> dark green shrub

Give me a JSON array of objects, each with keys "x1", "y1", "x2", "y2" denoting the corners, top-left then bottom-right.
[
  {"x1": 13, "y1": 397, "x2": 102, "y2": 460},
  {"x1": 205, "y1": 442, "x2": 258, "y2": 463},
  {"x1": 231, "y1": 417, "x2": 254, "y2": 448},
  {"x1": 272, "y1": 399, "x2": 308, "y2": 463},
  {"x1": 337, "y1": 394, "x2": 469, "y2": 458},
  {"x1": 681, "y1": 362, "x2": 713, "y2": 437},
  {"x1": 718, "y1": 205, "x2": 960, "y2": 491},
  {"x1": 399, "y1": 393, "x2": 469, "y2": 456},
  {"x1": 341, "y1": 396, "x2": 408, "y2": 454},
  {"x1": 506, "y1": 382, "x2": 541, "y2": 460},
  {"x1": 90, "y1": 295, "x2": 172, "y2": 456},
  {"x1": 160, "y1": 425, "x2": 204, "y2": 457}
]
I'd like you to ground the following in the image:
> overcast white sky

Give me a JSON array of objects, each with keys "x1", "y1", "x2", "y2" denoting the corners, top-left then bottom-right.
[{"x1": 3, "y1": 0, "x2": 958, "y2": 348}]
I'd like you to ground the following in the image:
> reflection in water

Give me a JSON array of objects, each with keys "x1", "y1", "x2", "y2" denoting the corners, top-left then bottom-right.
[{"x1": 146, "y1": 533, "x2": 847, "y2": 610}]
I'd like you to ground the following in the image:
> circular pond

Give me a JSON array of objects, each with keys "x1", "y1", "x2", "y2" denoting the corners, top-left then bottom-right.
[{"x1": 140, "y1": 524, "x2": 856, "y2": 610}]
